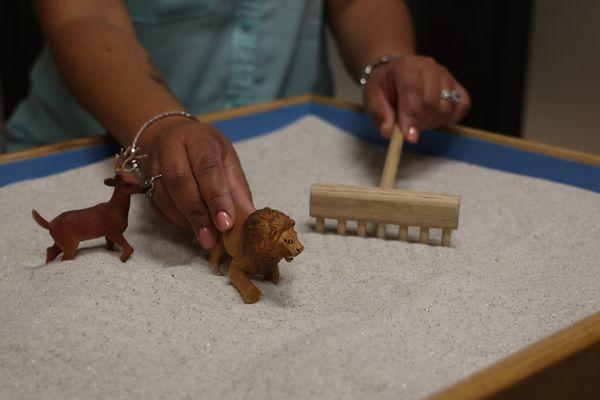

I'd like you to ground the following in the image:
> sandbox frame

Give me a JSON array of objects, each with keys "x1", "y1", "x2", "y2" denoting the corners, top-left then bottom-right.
[{"x1": 1, "y1": 95, "x2": 599, "y2": 399}]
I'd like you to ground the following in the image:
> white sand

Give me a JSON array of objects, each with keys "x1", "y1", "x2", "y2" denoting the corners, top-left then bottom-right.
[{"x1": 1, "y1": 116, "x2": 599, "y2": 400}]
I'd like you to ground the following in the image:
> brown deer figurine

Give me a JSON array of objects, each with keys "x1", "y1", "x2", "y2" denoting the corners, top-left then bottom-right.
[{"x1": 32, "y1": 148, "x2": 147, "y2": 263}]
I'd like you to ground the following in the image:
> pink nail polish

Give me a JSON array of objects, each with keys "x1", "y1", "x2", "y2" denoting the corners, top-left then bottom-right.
[
  {"x1": 197, "y1": 228, "x2": 216, "y2": 249},
  {"x1": 216, "y1": 211, "x2": 232, "y2": 231},
  {"x1": 408, "y1": 126, "x2": 419, "y2": 142}
]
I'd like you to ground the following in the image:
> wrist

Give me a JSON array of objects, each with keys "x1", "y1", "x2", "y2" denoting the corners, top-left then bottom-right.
[
  {"x1": 138, "y1": 115, "x2": 196, "y2": 151},
  {"x1": 131, "y1": 111, "x2": 197, "y2": 152},
  {"x1": 359, "y1": 54, "x2": 402, "y2": 86}
]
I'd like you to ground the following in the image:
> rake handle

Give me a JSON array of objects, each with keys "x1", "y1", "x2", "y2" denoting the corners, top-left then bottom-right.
[{"x1": 379, "y1": 126, "x2": 404, "y2": 189}]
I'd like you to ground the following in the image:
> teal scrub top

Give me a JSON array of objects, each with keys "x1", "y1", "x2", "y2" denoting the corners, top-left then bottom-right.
[{"x1": 4, "y1": 0, "x2": 332, "y2": 152}]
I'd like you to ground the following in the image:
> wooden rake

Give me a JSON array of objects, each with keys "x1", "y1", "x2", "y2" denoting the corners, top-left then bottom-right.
[{"x1": 309, "y1": 127, "x2": 460, "y2": 246}]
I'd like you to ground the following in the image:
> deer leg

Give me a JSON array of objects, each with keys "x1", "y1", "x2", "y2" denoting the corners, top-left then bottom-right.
[
  {"x1": 59, "y1": 239, "x2": 79, "y2": 261},
  {"x1": 107, "y1": 233, "x2": 133, "y2": 262},
  {"x1": 105, "y1": 237, "x2": 115, "y2": 251},
  {"x1": 208, "y1": 241, "x2": 225, "y2": 276},
  {"x1": 229, "y1": 259, "x2": 261, "y2": 304},
  {"x1": 46, "y1": 244, "x2": 62, "y2": 263},
  {"x1": 265, "y1": 264, "x2": 280, "y2": 284}
]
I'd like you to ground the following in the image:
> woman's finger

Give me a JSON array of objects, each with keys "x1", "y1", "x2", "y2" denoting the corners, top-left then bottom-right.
[
  {"x1": 148, "y1": 152, "x2": 190, "y2": 230},
  {"x1": 363, "y1": 74, "x2": 397, "y2": 139},
  {"x1": 395, "y1": 67, "x2": 423, "y2": 143},
  {"x1": 418, "y1": 58, "x2": 442, "y2": 131},
  {"x1": 159, "y1": 138, "x2": 217, "y2": 249},
  {"x1": 436, "y1": 67, "x2": 456, "y2": 127},
  {"x1": 223, "y1": 144, "x2": 255, "y2": 216},
  {"x1": 449, "y1": 82, "x2": 471, "y2": 124},
  {"x1": 187, "y1": 132, "x2": 235, "y2": 236},
  {"x1": 442, "y1": 67, "x2": 471, "y2": 124}
]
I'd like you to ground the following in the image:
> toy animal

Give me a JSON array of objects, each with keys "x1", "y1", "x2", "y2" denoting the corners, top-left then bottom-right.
[
  {"x1": 32, "y1": 148, "x2": 147, "y2": 263},
  {"x1": 209, "y1": 206, "x2": 304, "y2": 304}
]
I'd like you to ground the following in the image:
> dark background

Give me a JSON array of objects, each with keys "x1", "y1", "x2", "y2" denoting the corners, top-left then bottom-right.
[
  {"x1": 1, "y1": 1, "x2": 532, "y2": 137},
  {"x1": 1, "y1": 1, "x2": 43, "y2": 121},
  {"x1": 406, "y1": 0, "x2": 533, "y2": 137}
]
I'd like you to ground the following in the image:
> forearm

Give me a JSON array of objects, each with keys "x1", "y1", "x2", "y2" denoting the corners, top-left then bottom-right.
[
  {"x1": 42, "y1": 17, "x2": 183, "y2": 146},
  {"x1": 326, "y1": 0, "x2": 415, "y2": 79}
]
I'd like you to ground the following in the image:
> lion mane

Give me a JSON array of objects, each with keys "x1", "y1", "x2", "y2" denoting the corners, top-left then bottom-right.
[{"x1": 243, "y1": 207, "x2": 295, "y2": 266}]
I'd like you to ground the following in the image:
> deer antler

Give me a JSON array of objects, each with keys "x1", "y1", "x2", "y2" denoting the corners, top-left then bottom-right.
[{"x1": 115, "y1": 146, "x2": 147, "y2": 173}]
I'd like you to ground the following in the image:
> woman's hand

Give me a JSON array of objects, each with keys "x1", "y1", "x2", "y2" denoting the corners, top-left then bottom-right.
[
  {"x1": 139, "y1": 118, "x2": 254, "y2": 249},
  {"x1": 363, "y1": 55, "x2": 471, "y2": 142}
]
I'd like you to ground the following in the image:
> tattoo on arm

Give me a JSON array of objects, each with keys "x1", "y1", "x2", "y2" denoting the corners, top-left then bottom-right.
[{"x1": 147, "y1": 57, "x2": 174, "y2": 95}]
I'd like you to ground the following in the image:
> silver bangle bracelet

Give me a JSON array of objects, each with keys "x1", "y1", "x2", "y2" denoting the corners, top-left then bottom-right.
[
  {"x1": 359, "y1": 55, "x2": 402, "y2": 86},
  {"x1": 131, "y1": 110, "x2": 196, "y2": 150},
  {"x1": 121, "y1": 111, "x2": 196, "y2": 191}
]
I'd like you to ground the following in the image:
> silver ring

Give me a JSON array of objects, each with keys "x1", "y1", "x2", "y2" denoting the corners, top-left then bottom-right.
[
  {"x1": 440, "y1": 89, "x2": 461, "y2": 104},
  {"x1": 144, "y1": 174, "x2": 162, "y2": 198}
]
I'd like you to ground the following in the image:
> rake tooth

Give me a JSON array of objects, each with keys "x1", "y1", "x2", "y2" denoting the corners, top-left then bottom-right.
[
  {"x1": 420, "y1": 226, "x2": 429, "y2": 244},
  {"x1": 337, "y1": 219, "x2": 347, "y2": 235},
  {"x1": 357, "y1": 221, "x2": 367, "y2": 237},
  {"x1": 399, "y1": 225, "x2": 408, "y2": 241},
  {"x1": 316, "y1": 217, "x2": 325, "y2": 233},
  {"x1": 441, "y1": 229, "x2": 452, "y2": 246},
  {"x1": 376, "y1": 223, "x2": 386, "y2": 239}
]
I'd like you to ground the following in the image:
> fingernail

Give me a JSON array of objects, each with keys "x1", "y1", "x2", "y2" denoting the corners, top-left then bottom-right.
[
  {"x1": 380, "y1": 124, "x2": 390, "y2": 138},
  {"x1": 408, "y1": 126, "x2": 419, "y2": 142},
  {"x1": 216, "y1": 211, "x2": 233, "y2": 231},
  {"x1": 197, "y1": 228, "x2": 216, "y2": 249}
]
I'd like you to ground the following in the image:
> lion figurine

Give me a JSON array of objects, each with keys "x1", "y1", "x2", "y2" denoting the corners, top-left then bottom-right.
[{"x1": 209, "y1": 206, "x2": 304, "y2": 304}]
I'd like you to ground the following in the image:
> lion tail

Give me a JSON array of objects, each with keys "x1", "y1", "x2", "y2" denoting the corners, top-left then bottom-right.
[{"x1": 32, "y1": 209, "x2": 50, "y2": 230}]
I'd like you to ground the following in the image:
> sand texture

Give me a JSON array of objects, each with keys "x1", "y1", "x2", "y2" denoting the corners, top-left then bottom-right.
[{"x1": 1, "y1": 116, "x2": 599, "y2": 399}]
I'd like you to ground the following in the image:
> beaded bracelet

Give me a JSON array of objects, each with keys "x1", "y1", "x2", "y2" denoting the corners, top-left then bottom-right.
[{"x1": 359, "y1": 55, "x2": 402, "y2": 86}]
